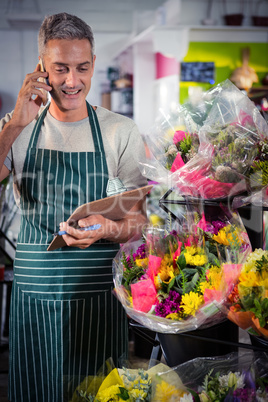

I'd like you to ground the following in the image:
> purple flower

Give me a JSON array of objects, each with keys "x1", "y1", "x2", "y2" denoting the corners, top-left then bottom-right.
[
  {"x1": 231, "y1": 388, "x2": 256, "y2": 401},
  {"x1": 126, "y1": 243, "x2": 146, "y2": 267},
  {"x1": 155, "y1": 290, "x2": 182, "y2": 318},
  {"x1": 211, "y1": 220, "x2": 226, "y2": 235}
]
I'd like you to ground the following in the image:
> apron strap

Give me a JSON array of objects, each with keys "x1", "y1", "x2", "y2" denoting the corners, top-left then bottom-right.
[
  {"x1": 86, "y1": 102, "x2": 106, "y2": 154},
  {"x1": 30, "y1": 104, "x2": 50, "y2": 149}
]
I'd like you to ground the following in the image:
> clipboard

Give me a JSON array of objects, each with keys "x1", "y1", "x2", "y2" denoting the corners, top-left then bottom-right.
[{"x1": 47, "y1": 184, "x2": 153, "y2": 251}]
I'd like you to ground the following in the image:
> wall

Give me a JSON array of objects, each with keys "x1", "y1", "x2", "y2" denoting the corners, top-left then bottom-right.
[{"x1": 179, "y1": 42, "x2": 268, "y2": 104}]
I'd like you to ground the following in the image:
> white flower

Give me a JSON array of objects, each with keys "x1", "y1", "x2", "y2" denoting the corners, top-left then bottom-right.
[
  {"x1": 179, "y1": 393, "x2": 194, "y2": 402},
  {"x1": 165, "y1": 145, "x2": 178, "y2": 156},
  {"x1": 218, "y1": 372, "x2": 245, "y2": 389},
  {"x1": 256, "y1": 388, "x2": 268, "y2": 402}
]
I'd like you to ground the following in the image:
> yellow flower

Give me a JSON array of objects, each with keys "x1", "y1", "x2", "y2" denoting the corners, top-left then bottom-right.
[
  {"x1": 183, "y1": 246, "x2": 207, "y2": 266},
  {"x1": 260, "y1": 277, "x2": 268, "y2": 289},
  {"x1": 212, "y1": 227, "x2": 229, "y2": 246},
  {"x1": 184, "y1": 246, "x2": 197, "y2": 255},
  {"x1": 135, "y1": 258, "x2": 148, "y2": 268},
  {"x1": 154, "y1": 380, "x2": 186, "y2": 401},
  {"x1": 154, "y1": 275, "x2": 161, "y2": 290},
  {"x1": 129, "y1": 388, "x2": 148, "y2": 399},
  {"x1": 164, "y1": 125, "x2": 186, "y2": 141},
  {"x1": 158, "y1": 264, "x2": 176, "y2": 284},
  {"x1": 181, "y1": 291, "x2": 204, "y2": 316},
  {"x1": 242, "y1": 248, "x2": 268, "y2": 274},
  {"x1": 191, "y1": 254, "x2": 208, "y2": 266},
  {"x1": 149, "y1": 213, "x2": 165, "y2": 226},
  {"x1": 184, "y1": 251, "x2": 207, "y2": 266},
  {"x1": 161, "y1": 254, "x2": 173, "y2": 267},
  {"x1": 206, "y1": 267, "x2": 222, "y2": 290},
  {"x1": 96, "y1": 384, "x2": 122, "y2": 401},
  {"x1": 199, "y1": 281, "x2": 213, "y2": 294},
  {"x1": 239, "y1": 271, "x2": 260, "y2": 288},
  {"x1": 165, "y1": 312, "x2": 181, "y2": 320}
]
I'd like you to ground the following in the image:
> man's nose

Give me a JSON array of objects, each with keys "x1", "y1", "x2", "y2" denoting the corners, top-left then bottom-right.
[{"x1": 65, "y1": 70, "x2": 78, "y2": 87}]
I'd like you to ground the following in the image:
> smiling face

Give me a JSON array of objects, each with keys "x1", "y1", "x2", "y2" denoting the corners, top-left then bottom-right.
[{"x1": 42, "y1": 38, "x2": 96, "y2": 122}]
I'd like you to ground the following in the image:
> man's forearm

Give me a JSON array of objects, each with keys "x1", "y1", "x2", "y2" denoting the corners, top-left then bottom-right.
[
  {"x1": 0, "y1": 121, "x2": 22, "y2": 181},
  {"x1": 104, "y1": 211, "x2": 148, "y2": 243}
]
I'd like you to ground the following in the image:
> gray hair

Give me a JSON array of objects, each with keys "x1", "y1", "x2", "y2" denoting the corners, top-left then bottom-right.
[{"x1": 38, "y1": 12, "x2": 95, "y2": 60}]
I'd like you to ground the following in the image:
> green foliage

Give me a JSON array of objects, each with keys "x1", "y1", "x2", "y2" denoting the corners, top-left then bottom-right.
[
  {"x1": 255, "y1": 255, "x2": 268, "y2": 275},
  {"x1": 176, "y1": 253, "x2": 186, "y2": 270},
  {"x1": 251, "y1": 298, "x2": 268, "y2": 328},
  {"x1": 77, "y1": 390, "x2": 95, "y2": 402},
  {"x1": 121, "y1": 251, "x2": 145, "y2": 290},
  {"x1": 242, "y1": 293, "x2": 268, "y2": 328},
  {"x1": 176, "y1": 133, "x2": 192, "y2": 155},
  {"x1": 117, "y1": 387, "x2": 129, "y2": 400},
  {"x1": 251, "y1": 159, "x2": 268, "y2": 186},
  {"x1": 174, "y1": 256, "x2": 206, "y2": 295}
]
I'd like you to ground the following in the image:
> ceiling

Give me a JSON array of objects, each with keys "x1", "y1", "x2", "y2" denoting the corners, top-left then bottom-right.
[{"x1": 1, "y1": 0, "x2": 166, "y2": 32}]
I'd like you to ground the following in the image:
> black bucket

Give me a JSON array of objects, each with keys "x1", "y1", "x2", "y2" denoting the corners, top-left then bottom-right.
[
  {"x1": 250, "y1": 335, "x2": 268, "y2": 351},
  {"x1": 158, "y1": 319, "x2": 239, "y2": 367}
]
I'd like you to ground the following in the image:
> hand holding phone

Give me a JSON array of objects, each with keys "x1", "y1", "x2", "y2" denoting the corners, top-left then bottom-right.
[{"x1": 38, "y1": 60, "x2": 49, "y2": 106}]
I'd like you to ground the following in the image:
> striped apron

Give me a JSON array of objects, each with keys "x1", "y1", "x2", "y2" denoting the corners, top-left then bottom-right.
[{"x1": 9, "y1": 103, "x2": 128, "y2": 402}]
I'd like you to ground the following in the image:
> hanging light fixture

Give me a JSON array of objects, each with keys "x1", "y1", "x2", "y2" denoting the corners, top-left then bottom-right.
[{"x1": 5, "y1": 0, "x2": 43, "y2": 29}]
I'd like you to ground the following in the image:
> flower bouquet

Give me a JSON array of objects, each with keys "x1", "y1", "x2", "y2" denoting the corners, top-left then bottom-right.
[
  {"x1": 225, "y1": 248, "x2": 268, "y2": 343},
  {"x1": 71, "y1": 360, "x2": 191, "y2": 401},
  {"x1": 71, "y1": 352, "x2": 268, "y2": 401},
  {"x1": 140, "y1": 79, "x2": 268, "y2": 200},
  {"x1": 171, "y1": 79, "x2": 268, "y2": 200},
  {"x1": 139, "y1": 104, "x2": 200, "y2": 185},
  {"x1": 113, "y1": 206, "x2": 251, "y2": 334},
  {"x1": 173, "y1": 351, "x2": 268, "y2": 402}
]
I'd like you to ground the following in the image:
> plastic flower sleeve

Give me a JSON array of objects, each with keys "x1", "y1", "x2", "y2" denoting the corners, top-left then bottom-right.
[
  {"x1": 232, "y1": 185, "x2": 268, "y2": 209},
  {"x1": 171, "y1": 351, "x2": 268, "y2": 400},
  {"x1": 138, "y1": 104, "x2": 200, "y2": 185},
  {"x1": 171, "y1": 79, "x2": 268, "y2": 199},
  {"x1": 113, "y1": 205, "x2": 251, "y2": 334},
  {"x1": 71, "y1": 358, "x2": 190, "y2": 402},
  {"x1": 224, "y1": 248, "x2": 268, "y2": 341}
]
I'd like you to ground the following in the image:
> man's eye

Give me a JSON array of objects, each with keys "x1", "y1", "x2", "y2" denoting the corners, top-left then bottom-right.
[
  {"x1": 79, "y1": 68, "x2": 89, "y2": 72},
  {"x1": 56, "y1": 68, "x2": 67, "y2": 73}
]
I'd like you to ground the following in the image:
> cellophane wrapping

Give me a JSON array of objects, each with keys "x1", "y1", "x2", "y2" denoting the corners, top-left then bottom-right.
[
  {"x1": 223, "y1": 248, "x2": 268, "y2": 341},
  {"x1": 172, "y1": 351, "x2": 268, "y2": 401},
  {"x1": 140, "y1": 79, "x2": 268, "y2": 200},
  {"x1": 113, "y1": 203, "x2": 251, "y2": 334}
]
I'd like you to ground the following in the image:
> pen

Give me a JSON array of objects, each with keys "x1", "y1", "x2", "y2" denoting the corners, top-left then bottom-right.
[{"x1": 54, "y1": 224, "x2": 101, "y2": 236}]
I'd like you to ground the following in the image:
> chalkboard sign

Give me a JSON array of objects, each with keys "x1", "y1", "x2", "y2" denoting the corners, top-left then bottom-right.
[{"x1": 180, "y1": 62, "x2": 215, "y2": 84}]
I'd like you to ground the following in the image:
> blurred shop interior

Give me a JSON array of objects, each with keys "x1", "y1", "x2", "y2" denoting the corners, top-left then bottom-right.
[{"x1": 0, "y1": 1, "x2": 268, "y2": 392}]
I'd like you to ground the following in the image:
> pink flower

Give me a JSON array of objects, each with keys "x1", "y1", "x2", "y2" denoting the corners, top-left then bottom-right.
[
  {"x1": 204, "y1": 288, "x2": 222, "y2": 303},
  {"x1": 173, "y1": 130, "x2": 187, "y2": 144},
  {"x1": 148, "y1": 255, "x2": 162, "y2": 281},
  {"x1": 131, "y1": 278, "x2": 157, "y2": 312},
  {"x1": 173, "y1": 241, "x2": 182, "y2": 261},
  {"x1": 223, "y1": 264, "x2": 242, "y2": 292},
  {"x1": 170, "y1": 153, "x2": 185, "y2": 172},
  {"x1": 196, "y1": 213, "x2": 209, "y2": 232}
]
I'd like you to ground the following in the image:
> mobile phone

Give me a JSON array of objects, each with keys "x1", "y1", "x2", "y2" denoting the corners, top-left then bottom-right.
[{"x1": 38, "y1": 59, "x2": 49, "y2": 106}]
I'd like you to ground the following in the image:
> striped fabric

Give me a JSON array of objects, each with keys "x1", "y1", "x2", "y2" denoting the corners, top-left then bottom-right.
[
  {"x1": 9, "y1": 103, "x2": 128, "y2": 402},
  {"x1": 106, "y1": 177, "x2": 127, "y2": 197}
]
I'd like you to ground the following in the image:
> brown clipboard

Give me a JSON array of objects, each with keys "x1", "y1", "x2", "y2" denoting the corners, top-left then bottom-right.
[{"x1": 47, "y1": 184, "x2": 153, "y2": 251}]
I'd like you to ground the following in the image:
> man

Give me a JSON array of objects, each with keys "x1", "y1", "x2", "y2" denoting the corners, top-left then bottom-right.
[{"x1": 0, "y1": 12, "x2": 148, "y2": 401}]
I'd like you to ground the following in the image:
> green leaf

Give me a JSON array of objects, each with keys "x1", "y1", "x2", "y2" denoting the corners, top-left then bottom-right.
[
  {"x1": 117, "y1": 387, "x2": 129, "y2": 400},
  {"x1": 176, "y1": 253, "x2": 186, "y2": 270},
  {"x1": 187, "y1": 388, "x2": 201, "y2": 402},
  {"x1": 167, "y1": 277, "x2": 176, "y2": 293},
  {"x1": 184, "y1": 272, "x2": 200, "y2": 293}
]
